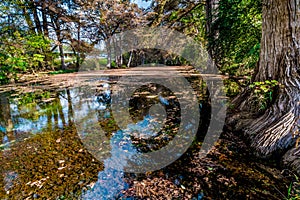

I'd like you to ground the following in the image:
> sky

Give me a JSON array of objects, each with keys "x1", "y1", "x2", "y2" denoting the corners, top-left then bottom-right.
[{"x1": 132, "y1": 0, "x2": 152, "y2": 9}]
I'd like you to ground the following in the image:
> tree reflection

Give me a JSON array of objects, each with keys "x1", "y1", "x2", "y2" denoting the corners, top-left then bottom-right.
[{"x1": 0, "y1": 93, "x2": 14, "y2": 143}]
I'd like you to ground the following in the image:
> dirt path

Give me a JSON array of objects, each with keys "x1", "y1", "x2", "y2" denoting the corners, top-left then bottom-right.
[{"x1": 0, "y1": 66, "x2": 225, "y2": 94}]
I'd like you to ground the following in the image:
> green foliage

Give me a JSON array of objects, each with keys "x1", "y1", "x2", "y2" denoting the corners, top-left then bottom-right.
[
  {"x1": 286, "y1": 174, "x2": 300, "y2": 200},
  {"x1": 174, "y1": 4, "x2": 207, "y2": 43},
  {"x1": 249, "y1": 80, "x2": 279, "y2": 111},
  {"x1": 209, "y1": 0, "x2": 262, "y2": 76},
  {"x1": 111, "y1": 60, "x2": 116, "y2": 68},
  {"x1": 224, "y1": 79, "x2": 241, "y2": 97},
  {"x1": 79, "y1": 58, "x2": 107, "y2": 70},
  {"x1": 99, "y1": 58, "x2": 108, "y2": 66},
  {"x1": 49, "y1": 69, "x2": 77, "y2": 75},
  {"x1": 0, "y1": 31, "x2": 51, "y2": 84},
  {"x1": 16, "y1": 91, "x2": 51, "y2": 105}
]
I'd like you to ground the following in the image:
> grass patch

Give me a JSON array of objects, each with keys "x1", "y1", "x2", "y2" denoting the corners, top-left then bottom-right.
[
  {"x1": 48, "y1": 69, "x2": 77, "y2": 75},
  {"x1": 99, "y1": 58, "x2": 107, "y2": 65}
]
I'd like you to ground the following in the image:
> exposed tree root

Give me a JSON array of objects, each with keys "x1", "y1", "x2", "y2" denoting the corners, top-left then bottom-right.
[
  {"x1": 283, "y1": 146, "x2": 300, "y2": 175},
  {"x1": 228, "y1": 85, "x2": 300, "y2": 174}
]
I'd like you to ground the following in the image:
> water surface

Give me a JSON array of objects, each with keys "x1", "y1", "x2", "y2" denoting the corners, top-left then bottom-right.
[{"x1": 0, "y1": 73, "x2": 208, "y2": 199}]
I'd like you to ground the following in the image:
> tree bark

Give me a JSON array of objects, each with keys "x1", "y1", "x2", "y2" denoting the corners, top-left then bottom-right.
[
  {"x1": 206, "y1": 0, "x2": 213, "y2": 58},
  {"x1": 53, "y1": 18, "x2": 66, "y2": 70},
  {"x1": 106, "y1": 41, "x2": 112, "y2": 68},
  {"x1": 41, "y1": 3, "x2": 49, "y2": 38},
  {"x1": 205, "y1": 0, "x2": 218, "y2": 58},
  {"x1": 230, "y1": 0, "x2": 300, "y2": 174},
  {"x1": 76, "y1": 18, "x2": 81, "y2": 70},
  {"x1": 58, "y1": 43, "x2": 66, "y2": 70},
  {"x1": 127, "y1": 51, "x2": 133, "y2": 68},
  {"x1": 31, "y1": 1, "x2": 42, "y2": 35},
  {"x1": 22, "y1": 6, "x2": 35, "y2": 33}
]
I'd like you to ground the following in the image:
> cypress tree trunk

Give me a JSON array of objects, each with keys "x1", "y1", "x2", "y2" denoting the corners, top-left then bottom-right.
[{"x1": 230, "y1": 0, "x2": 300, "y2": 173}]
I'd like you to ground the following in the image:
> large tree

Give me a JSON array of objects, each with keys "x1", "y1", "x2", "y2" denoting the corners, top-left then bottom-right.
[{"x1": 230, "y1": 0, "x2": 300, "y2": 173}]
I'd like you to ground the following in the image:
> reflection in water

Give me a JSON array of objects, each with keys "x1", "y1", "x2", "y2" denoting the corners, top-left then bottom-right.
[
  {"x1": 0, "y1": 91, "x2": 68, "y2": 145},
  {"x1": 80, "y1": 83, "x2": 169, "y2": 199},
  {"x1": 0, "y1": 76, "x2": 207, "y2": 199},
  {"x1": 79, "y1": 83, "x2": 130, "y2": 199},
  {"x1": 0, "y1": 87, "x2": 89, "y2": 144},
  {"x1": 81, "y1": 113, "x2": 166, "y2": 199},
  {"x1": 81, "y1": 168, "x2": 129, "y2": 199},
  {"x1": 0, "y1": 82, "x2": 137, "y2": 198},
  {"x1": 0, "y1": 93, "x2": 14, "y2": 145}
]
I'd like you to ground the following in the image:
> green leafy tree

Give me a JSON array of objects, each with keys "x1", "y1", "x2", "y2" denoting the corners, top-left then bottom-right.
[
  {"x1": 208, "y1": 0, "x2": 262, "y2": 76},
  {"x1": 0, "y1": 31, "x2": 51, "y2": 83}
]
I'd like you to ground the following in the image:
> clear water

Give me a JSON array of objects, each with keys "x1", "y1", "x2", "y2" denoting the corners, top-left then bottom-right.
[{"x1": 0, "y1": 76, "x2": 207, "y2": 199}]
